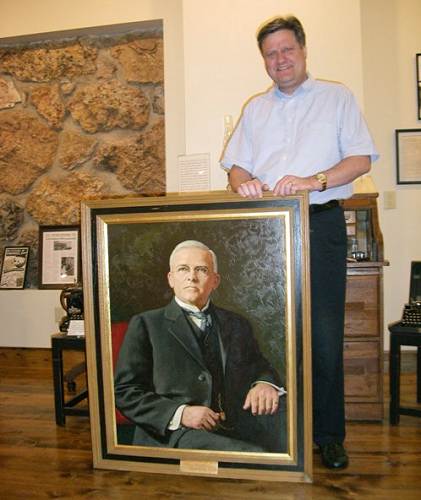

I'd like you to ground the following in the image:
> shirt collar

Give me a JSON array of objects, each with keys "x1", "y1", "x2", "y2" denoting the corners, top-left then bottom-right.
[
  {"x1": 174, "y1": 296, "x2": 210, "y2": 313},
  {"x1": 272, "y1": 74, "x2": 314, "y2": 99}
]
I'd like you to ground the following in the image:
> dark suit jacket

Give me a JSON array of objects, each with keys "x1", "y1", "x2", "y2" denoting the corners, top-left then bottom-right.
[{"x1": 114, "y1": 299, "x2": 281, "y2": 447}]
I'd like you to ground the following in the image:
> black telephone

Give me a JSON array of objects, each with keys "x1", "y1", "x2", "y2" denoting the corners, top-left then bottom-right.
[{"x1": 59, "y1": 284, "x2": 84, "y2": 332}]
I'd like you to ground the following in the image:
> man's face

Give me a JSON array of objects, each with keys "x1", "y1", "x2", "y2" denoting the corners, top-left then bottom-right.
[
  {"x1": 261, "y1": 29, "x2": 307, "y2": 95},
  {"x1": 167, "y1": 247, "x2": 220, "y2": 309}
]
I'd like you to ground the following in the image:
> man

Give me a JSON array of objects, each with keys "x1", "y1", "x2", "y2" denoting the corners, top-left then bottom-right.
[
  {"x1": 221, "y1": 16, "x2": 378, "y2": 468},
  {"x1": 114, "y1": 240, "x2": 285, "y2": 452}
]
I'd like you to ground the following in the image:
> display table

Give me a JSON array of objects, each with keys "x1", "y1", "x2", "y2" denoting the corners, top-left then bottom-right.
[
  {"x1": 51, "y1": 334, "x2": 89, "y2": 425},
  {"x1": 388, "y1": 321, "x2": 421, "y2": 425}
]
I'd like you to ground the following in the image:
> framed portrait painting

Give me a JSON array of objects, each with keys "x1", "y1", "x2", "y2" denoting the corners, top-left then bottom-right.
[{"x1": 81, "y1": 191, "x2": 312, "y2": 482}]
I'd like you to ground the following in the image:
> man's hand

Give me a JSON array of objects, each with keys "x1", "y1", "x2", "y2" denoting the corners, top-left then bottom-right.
[
  {"x1": 243, "y1": 383, "x2": 280, "y2": 415},
  {"x1": 272, "y1": 175, "x2": 318, "y2": 196},
  {"x1": 237, "y1": 178, "x2": 270, "y2": 198},
  {"x1": 181, "y1": 405, "x2": 222, "y2": 431}
]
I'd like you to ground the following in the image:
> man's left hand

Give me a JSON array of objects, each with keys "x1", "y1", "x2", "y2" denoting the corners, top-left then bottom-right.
[
  {"x1": 272, "y1": 175, "x2": 317, "y2": 196},
  {"x1": 243, "y1": 383, "x2": 280, "y2": 416}
]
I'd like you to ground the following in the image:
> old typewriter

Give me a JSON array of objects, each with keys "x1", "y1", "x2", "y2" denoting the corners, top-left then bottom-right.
[
  {"x1": 392, "y1": 261, "x2": 421, "y2": 333},
  {"x1": 401, "y1": 302, "x2": 421, "y2": 330}
]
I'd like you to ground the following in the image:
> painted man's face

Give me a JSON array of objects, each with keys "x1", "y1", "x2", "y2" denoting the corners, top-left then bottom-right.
[{"x1": 167, "y1": 247, "x2": 220, "y2": 309}]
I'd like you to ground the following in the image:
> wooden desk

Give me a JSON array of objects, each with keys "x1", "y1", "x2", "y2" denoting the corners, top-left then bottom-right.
[{"x1": 51, "y1": 334, "x2": 89, "y2": 425}]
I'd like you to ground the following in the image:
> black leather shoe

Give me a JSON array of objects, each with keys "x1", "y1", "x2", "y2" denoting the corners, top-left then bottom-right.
[{"x1": 319, "y1": 443, "x2": 349, "y2": 469}]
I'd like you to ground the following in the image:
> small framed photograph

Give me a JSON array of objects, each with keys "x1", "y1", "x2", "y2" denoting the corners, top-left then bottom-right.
[
  {"x1": 0, "y1": 246, "x2": 30, "y2": 289},
  {"x1": 396, "y1": 129, "x2": 421, "y2": 184},
  {"x1": 38, "y1": 225, "x2": 81, "y2": 289},
  {"x1": 344, "y1": 210, "x2": 356, "y2": 224}
]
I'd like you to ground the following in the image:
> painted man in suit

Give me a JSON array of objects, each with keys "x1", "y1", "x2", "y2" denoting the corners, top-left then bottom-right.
[{"x1": 114, "y1": 240, "x2": 286, "y2": 452}]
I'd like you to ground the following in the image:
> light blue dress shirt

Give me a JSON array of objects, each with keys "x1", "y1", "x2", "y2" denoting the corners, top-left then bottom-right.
[{"x1": 221, "y1": 76, "x2": 379, "y2": 204}]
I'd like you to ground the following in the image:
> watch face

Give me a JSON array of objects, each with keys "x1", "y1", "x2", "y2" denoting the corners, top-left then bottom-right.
[{"x1": 316, "y1": 174, "x2": 327, "y2": 191}]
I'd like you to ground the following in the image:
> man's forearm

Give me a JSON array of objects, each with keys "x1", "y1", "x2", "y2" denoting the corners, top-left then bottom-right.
[
  {"x1": 228, "y1": 165, "x2": 254, "y2": 192},
  {"x1": 229, "y1": 155, "x2": 370, "y2": 198},
  {"x1": 319, "y1": 155, "x2": 371, "y2": 190}
]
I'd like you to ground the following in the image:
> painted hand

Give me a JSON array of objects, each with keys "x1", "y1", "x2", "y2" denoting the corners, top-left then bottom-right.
[
  {"x1": 181, "y1": 405, "x2": 221, "y2": 431},
  {"x1": 243, "y1": 383, "x2": 280, "y2": 416}
]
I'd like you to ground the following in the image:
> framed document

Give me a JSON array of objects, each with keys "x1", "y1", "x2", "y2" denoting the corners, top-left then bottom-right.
[
  {"x1": 81, "y1": 191, "x2": 312, "y2": 483},
  {"x1": 396, "y1": 129, "x2": 421, "y2": 184},
  {"x1": 417, "y1": 53, "x2": 421, "y2": 120},
  {"x1": 0, "y1": 246, "x2": 30, "y2": 289},
  {"x1": 38, "y1": 225, "x2": 81, "y2": 289}
]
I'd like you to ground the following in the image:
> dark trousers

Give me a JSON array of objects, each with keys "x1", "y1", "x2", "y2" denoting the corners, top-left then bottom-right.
[
  {"x1": 309, "y1": 205, "x2": 347, "y2": 446},
  {"x1": 175, "y1": 405, "x2": 286, "y2": 453}
]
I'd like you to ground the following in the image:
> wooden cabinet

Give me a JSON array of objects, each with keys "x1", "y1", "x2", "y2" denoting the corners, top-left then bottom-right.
[{"x1": 341, "y1": 193, "x2": 387, "y2": 421}]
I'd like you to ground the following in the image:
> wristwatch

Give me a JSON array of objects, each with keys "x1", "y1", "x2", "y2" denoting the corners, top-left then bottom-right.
[{"x1": 315, "y1": 172, "x2": 327, "y2": 192}]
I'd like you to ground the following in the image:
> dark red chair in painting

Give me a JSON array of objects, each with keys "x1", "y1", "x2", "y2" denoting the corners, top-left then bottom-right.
[{"x1": 111, "y1": 321, "x2": 135, "y2": 442}]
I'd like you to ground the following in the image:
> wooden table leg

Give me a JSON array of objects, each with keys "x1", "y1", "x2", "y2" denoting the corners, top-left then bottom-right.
[
  {"x1": 417, "y1": 346, "x2": 421, "y2": 404},
  {"x1": 52, "y1": 341, "x2": 65, "y2": 426},
  {"x1": 389, "y1": 334, "x2": 400, "y2": 425}
]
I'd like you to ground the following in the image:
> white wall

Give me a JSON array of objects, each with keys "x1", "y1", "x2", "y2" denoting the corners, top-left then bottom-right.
[
  {"x1": 0, "y1": 291, "x2": 60, "y2": 347},
  {"x1": 361, "y1": 0, "x2": 421, "y2": 348},
  {"x1": 3, "y1": 0, "x2": 415, "y2": 348}
]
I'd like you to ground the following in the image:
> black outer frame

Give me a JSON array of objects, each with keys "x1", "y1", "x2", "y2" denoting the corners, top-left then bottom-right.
[
  {"x1": 38, "y1": 224, "x2": 81, "y2": 289},
  {"x1": 0, "y1": 246, "x2": 30, "y2": 289},
  {"x1": 81, "y1": 191, "x2": 312, "y2": 482},
  {"x1": 395, "y1": 128, "x2": 421, "y2": 185}
]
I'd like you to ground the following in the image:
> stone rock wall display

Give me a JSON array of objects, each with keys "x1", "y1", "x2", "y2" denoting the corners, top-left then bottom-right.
[
  {"x1": 0, "y1": 22, "x2": 165, "y2": 287},
  {"x1": 0, "y1": 76, "x2": 21, "y2": 109}
]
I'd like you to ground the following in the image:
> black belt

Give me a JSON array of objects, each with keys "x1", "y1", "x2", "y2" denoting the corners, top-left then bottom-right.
[{"x1": 309, "y1": 199, "x2": 339, "y2": 215}]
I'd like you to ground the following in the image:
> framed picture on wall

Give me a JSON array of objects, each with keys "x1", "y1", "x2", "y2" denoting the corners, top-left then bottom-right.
[
  {"x1": 417, "y1": 53, "x2": 421, "y2": 120},
  {"x1": 81, "y1": 191, "x2": 312, "y2": 483},
  {"x1": 395, "y1": 129, "x2": 421, "y2": 184},
  {"x1": 38, "y1": 225, "x2": 81, "y2": 289},
  {"x1": 0, "y1": 246, "x2": 30, "y2": 289}
]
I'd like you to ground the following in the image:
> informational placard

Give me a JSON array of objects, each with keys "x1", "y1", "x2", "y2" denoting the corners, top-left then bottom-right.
[
  {"x1": 38, "y1": 225, "x2": 80, "y2": 289},
  {"x1": 67, "y1": 319, "x2": 85, "y2": 336},
  {"x1": 178, "y1": 153, "x2": 210, "y2": 192}
]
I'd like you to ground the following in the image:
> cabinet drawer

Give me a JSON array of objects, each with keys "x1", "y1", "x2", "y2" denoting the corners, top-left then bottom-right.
[
  {"x1": 344, "y1": 341, "x2": 381, "y2": 400},
  {"x1": 345, "y1": 273, "x2": 379, "y2": 337}
]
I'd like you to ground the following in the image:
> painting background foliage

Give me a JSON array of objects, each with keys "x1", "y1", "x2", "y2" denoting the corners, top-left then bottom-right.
[{"x1": 107, "y1": 216, "x2": 287, "y2": 377}]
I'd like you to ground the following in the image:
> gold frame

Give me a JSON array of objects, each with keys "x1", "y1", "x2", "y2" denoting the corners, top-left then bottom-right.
[{"x1": 81, "y1": 191, "x2": 312, "y2": 482}]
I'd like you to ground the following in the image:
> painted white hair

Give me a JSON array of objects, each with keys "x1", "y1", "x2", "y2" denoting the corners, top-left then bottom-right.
[{"x1": 169, "y1": 240, "x2": 218, "y2": 272}]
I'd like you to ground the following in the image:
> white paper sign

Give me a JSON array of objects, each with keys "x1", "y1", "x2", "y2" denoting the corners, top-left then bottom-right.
[
  {"x1": 178, "y1": 153, "x2": 210, "y2": 192},
  {"x1": 67, "y1": 320, "x2": 85, "y2": 336}
]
